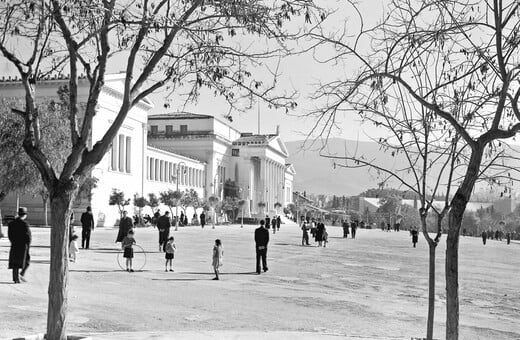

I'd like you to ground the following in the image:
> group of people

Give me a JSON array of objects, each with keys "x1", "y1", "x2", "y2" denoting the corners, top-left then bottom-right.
[
  {"x1": 264, "y1": 215, "x2": 282, "y2": 233},
  {"x1": 300, "y1": 217, "x2": 329, "y2": 247},
  {"x1": 481, "y1": 229, "x2": 513, "y2": 245},
  {"x1": 341, "y1": 220, "x2": 358, "y2": 239}
]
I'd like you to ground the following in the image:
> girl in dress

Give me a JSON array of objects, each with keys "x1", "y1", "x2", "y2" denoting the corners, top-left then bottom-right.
[
  {"x1": 69, "y1": 234, "x2": 79, "y2": 262},
  {"x1": 165, "y1": 236, "x2": 176, "y2": 272},
  {"x1": 212, "y1": 239, "x2": 223, "y2": 280},
  {"x1": 122, "y1": 230, "x2": 136, "y2": 272}
]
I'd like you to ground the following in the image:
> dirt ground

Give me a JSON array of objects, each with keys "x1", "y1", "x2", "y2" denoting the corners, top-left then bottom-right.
[{"x1": 0, "y1": 223, "x2": 519, "y2": 339}]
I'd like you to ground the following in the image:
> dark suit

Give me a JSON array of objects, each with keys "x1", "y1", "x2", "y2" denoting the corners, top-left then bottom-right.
[
  {"x1": 80, "y1": 212, "x2": 95, "y2": 249},
  {"x1": 255, "y1": 226, "x2": 269, "y2": 273},
  {"x1": 200, "y1": 212, "x2": 206, "y2": 228},
  {"x1": 8, "y1": 217, "x2": 31, "y2": 282},
  {"x1": 116, "y1": 217, "x2": 133, "y2": 242},
  {"x1": 157, "y1": 215, "x2": 171, "y2": 251}
]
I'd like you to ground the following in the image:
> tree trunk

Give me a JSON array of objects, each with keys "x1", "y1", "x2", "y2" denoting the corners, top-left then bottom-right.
[
  {"x1": 43, "y1": 197, "x2": 49, "y2": 227},
  {"x1": 427, "y1": 243, "x2": 436, "y2": 340},
  {"x1": 47, "y1": 190, "x2": 74, "y2": 340},
  {"x1": 446, "y1": 209, "x2": 462, "y2": 340}
]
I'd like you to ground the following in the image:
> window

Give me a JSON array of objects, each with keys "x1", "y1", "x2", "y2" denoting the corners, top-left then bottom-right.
[
  {"x1": 166, "y1": 125, "x2": 173, "y2": 135},
  {"x1": 125, "y1": 137, "x2": 131, "y2": 173},
  {"x1": 232, "y1": 148, "x2": 239, "y2": 157},
  {"x1": 151, "y1": 125, "x2": 158, "y2": 134},
  {"x1": 180, "y1": 125, "x2": 188, "y2": 134},
  {"x1": 110, "y1": 138, "x2": 118, "y2": 170},
  {"x1": 155, "y1": 159, "x2": 159, "y2": 180},
  {"x1": 149, "y1": 158, "x2": 154, "y2": 180},
  {"x1": 146, "y1": 157, "x2": 150, "y2": 179},
  {"x1": 118, "y1": 134, "x2": 125, "y2": 172}
]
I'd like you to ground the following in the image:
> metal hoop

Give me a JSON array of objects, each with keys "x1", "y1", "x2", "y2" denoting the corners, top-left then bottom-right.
[{"x1": 116, "y1": 244, "x2": 147, "y2": 271}]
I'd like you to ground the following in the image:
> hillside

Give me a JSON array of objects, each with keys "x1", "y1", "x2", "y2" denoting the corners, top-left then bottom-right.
[{"x1": 285, "y1": 138, "x2": 404, "y2": 196}]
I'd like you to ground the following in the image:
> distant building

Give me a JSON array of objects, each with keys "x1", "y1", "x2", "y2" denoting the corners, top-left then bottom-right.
[{"x1": 0, "y1": 74, "x2": 294, "y2": 226}]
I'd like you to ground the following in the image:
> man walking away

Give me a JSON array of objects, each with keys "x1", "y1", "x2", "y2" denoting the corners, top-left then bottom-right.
[
  {"x1": 481, "y1": 230, "x2": 487, "y2": 245},
  {"x1": 200, "y1": 211, "x2": 206, "y2": 229},
  {"x1": 255, "y1": 220, "x2": 269, "y2": 274},
  {"x1": 276, "y1": 215, "x2": 281, "y2": 231},
  {"x1": 342, "y1": 219, "x2": 349, "y2": 238},
  {"x1": 8, "y1": 207, "x2": 31, "y2": 283},
  {"x1": 301, "y1": 219, "x2": 310, "y2": 246},
  {"x1": 265, "y1": 215, "x2": 270, "y2": 230},
  {"x1": 351, "y1": 221, "x2": 357, "y2": 239},
  {"x1": 80, "y1": 206, "x2": 95, "y2": 249},
  {"x1": 157, "y1": 211, "x2": 171, "y2": 252}
]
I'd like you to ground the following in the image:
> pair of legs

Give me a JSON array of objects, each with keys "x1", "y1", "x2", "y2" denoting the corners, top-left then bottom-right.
[
  {"x1": 165, "y1": 258, "x2": 174, "y2": 271},
  {"x1": 125, "y1": 258, "x2": 134, "y2": 272},
  {"x1": 81, "y1": 228, "x2": 91, "y2": 249},
  {"x1": 318, "y1": 240, "x2": 323, "y2": 247},
  {"x1": 256, "y1": 248, "x2": 268, "y2": 274},
  {"x1": 12, "y1": 259, "x2": 29, "y2": 283},
  {"x1": 213, "y1": 266, "x2": 220, "y2": 280},
  {"x1": 302, "y1": 233, "x2": 309, "y2": 246}
]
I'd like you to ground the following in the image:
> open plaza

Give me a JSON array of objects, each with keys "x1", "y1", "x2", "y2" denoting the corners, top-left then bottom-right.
[{"x1": 1, "y1": 224, "x2": 519, "y2": 340}]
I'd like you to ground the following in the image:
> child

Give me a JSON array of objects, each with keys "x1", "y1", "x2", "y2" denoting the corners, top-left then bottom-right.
[
  {"x1": 69, "y1": 234, "x2": 79, "y2": 262},
  {"x1": 323, "y1": 227, "x2": 329, "y2": 248},
  {"x1": 165, "y1": 236, "x2": 176, "y2": 272},
  {"x1": 122, "y1": 230, "x2": 136, "y2": 272},
  {"x1": 212, "y1": 239, "x2": 223, "y2": 280}
]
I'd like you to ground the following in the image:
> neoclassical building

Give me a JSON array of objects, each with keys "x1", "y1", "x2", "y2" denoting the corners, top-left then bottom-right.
[{"x1": 0, "y1": 73, "x2": 294, "y2": 226}]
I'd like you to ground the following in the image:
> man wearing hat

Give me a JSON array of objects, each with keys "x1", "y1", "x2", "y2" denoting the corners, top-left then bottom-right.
[
  {"x1": 8, "y1": 207, "x2": 32, "y2": 283},
  {"x1": 80, "y1": 206, "x2": 95, "y2": 249}
]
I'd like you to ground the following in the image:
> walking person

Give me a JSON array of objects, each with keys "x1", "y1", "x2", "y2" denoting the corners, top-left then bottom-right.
[
  {"x1": 506, "y1": 232, "x2": 511, "y2": 245},
  {"x1": 301, "y1": 218, "x2": 310, "y2": 246},
  {"x1": 342, "y1": 219, "x2": 350, "y2": 238},
  {"x1": 255, "y1": 220, "x2": 269, "y2": 274},
  {"x1": 481, "y1": 230, "x2": 487, "y2": 245},
  {"x1": 276, "y1": 215, "x2": 281, "y2": 231},
  {"x1": 265, "y1": 215, "x2": 271, "y2": 230},
  {"x1": 116, "y1": 211, "x2": 134, "y2": 243},
  {"x1": 122, "y1": 230, "x2": 136, "y2": 272},
  {"x1": 8, "y1": 207, "x2": 31, "y2": 284},
  {"x1": 351, "y1": 221, "x2": 357, "y2": 239},
  {"x1": 165, "y1": 236, "x2": 176, "y2": 272},
  {"x1": 411, "y1": 226, "x2": 419, "y2": 248},
  {"x1": 80, "y1": 206, "x2": 95, "y2": 249},
  {"x1": 157, "y1": 211, "x2": 171, "y2": 252},
  {"x1": 315, "y1": 219, "x2": 325, "y2": 247},
  {"x1": 212, "y1": 239, "x2": 223, "y2": 280},
  {"x1": 272, "y1": 216, "x2": 277, "y2": 234},
  {"x1": 200, "y1": 211, "x2": 206, "y2": 229}
]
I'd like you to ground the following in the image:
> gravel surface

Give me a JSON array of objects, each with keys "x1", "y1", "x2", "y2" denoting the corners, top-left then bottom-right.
[{"x1": 0, "y1": 224, "x2": 519, "y2": 339}]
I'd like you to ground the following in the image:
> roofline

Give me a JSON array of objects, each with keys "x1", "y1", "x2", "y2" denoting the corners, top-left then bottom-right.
[{"x1": 148, "y1": 112, "x2": 241, "y2": 135}]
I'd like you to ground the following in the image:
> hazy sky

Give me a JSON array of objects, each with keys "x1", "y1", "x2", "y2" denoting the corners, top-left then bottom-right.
[{"x1": 0, "y1": 1, "x2": 386, "y2": 143}]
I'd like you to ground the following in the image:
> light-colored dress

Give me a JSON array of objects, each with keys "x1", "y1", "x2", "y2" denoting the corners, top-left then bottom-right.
[
  {"x1": 69, "y1": 240, "x2": 79, "y2": 262},
  {"x1": 212, "y1": 245, "x2": 223, "y2": 269}
]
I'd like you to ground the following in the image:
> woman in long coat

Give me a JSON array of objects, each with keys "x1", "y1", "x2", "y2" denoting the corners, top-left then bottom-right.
[
  {"x1": 116, "y1": 211, "x2": 134, "y2": 242},
  {"x1": 8, "y1": 208, "x2": 32, "y2": 283},
  {"x1": 315, "y1": 219, "x2": 325, "y2": 246}
]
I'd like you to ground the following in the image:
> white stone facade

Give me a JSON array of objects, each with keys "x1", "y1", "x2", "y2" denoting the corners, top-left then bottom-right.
[{"x1": 0, "y1": 74, "x2": 295, "y2": 225}]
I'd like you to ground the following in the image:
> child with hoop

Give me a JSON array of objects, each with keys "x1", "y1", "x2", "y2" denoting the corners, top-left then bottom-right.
[
  {"x1": 122, "y1": 230, "x2": 136, "y2": 272},
  {"x1": 165, "y1": 236, "x2": 176, "y2": 272}
]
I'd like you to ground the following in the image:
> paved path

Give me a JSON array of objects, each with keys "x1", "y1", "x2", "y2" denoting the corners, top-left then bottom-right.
[{"x1": 1, "y1": 224, "x2": 519, "y2": 339}]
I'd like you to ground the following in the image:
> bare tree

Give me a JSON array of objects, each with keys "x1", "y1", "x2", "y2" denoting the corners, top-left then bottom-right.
[
  {"x1": 306, "y1": 1, "x2": 520, "y2": 338},
  {"x1": 0, "y1": 1, "x2": 319, "y2": 338}
]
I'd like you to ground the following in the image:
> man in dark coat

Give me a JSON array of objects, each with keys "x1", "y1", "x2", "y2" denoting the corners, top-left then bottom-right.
[
  {"x1": 8, "y1": 207, "x2": 31, "y2": 284},
  {"x1": 276, "y1": 216, "x2": 281, "y2": 231},
  {"x1": 255, "y1": 220, "x2": 269, "y2": 274},
  {"x1": 157, "y1": 211, "x2": 171, "y2": 251},
  {"x1": 351, "y1": 221, "x2": 358, "y2": 239},
  {"x1": 200, "y1": 211, "x2": 206, "y2": 229},
  {"x1": 116, "y1": 211, "x2": 133, "y2": 242},
  {"x1": 80, "y1": 206, "x2": 95, "y2": 249},
  {"x1": 265, "y1": 215, "x2": 270, "y2": 229},
  {"x1": 481, "y1": 230, "x2": 487, "y2": 245},
  {"x1": 342, "y1": 220, "x2": 350, "y2": 238}
]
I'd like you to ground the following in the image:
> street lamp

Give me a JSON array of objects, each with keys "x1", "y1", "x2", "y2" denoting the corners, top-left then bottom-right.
[{"x1": 173, "y1": 161, "x2": 186, "y2": 231}]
